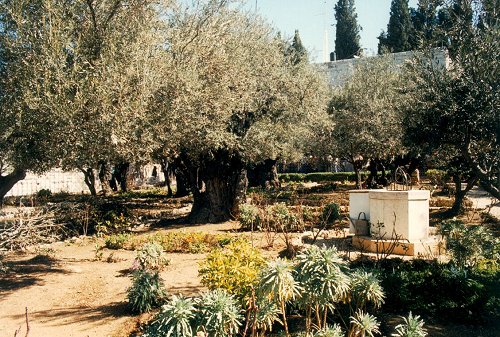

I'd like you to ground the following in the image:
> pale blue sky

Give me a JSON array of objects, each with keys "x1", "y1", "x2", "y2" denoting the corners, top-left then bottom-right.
[{"x1": 252, "y1": 0, "x2": 418, "y2": 62}]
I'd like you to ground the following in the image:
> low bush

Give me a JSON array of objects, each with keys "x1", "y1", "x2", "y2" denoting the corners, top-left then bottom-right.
[
  {"x1": 195, "y1": 289, "x2": 243, "y2": 337},
  {"x1": 279, "y1": 173, "x2": 306, "y2": 182},
  {"x1": 320, "y1": 203, "x2": 341, "y2": 225},
  {"x1": 131, "y1": 231, "x2": 231, "y2": 254},
  {"x1": 238, "y1": 203, "x2": 260, "y2": 231},
  {"x1": 392, "y1": 312, "x2": 427, "y2": 337},
  {"x1": 438, "y1": 219, "x2": 498, "y2": 269},
  {"x1": 378, "y1": 259, "x2": 500, "y2": 323},
  {"x1": 143, "y1": 295, "x2": 196, "y2": 337},
  {"x1": 238, "y1": 202, "x2": 313, "y2": 233},
  {"x1": 279, "y1": 172, "x2": 369, "y2": 183},
  {"x1": 104, "y1": 233, "x2": 131, "y2": 249},
  {"x1": 51, "y1": 197, "x2": 134, "y2": 236},
  {"x1": 199, "y1": 239, "x2": 266, "y2": 300},
  {"x1": 127, "y1": 270, "x2": 167, "y2": 314},
  {"x1": 424, "y1": 169, "x2": 449, "y2": 186},
  {"x1": 135, "y1": 242, "x2": 170, "y2": 271}
]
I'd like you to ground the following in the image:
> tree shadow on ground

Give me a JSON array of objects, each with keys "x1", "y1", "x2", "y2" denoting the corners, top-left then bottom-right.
[
  {"x1": 7, "y1": 301, "x2": 131, "y2": 328},
  {"x1": 0, "y1": 255, "x2": 70, "y2": 299}
]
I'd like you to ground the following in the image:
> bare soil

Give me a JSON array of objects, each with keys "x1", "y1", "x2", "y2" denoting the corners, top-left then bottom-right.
[{"x1": 0, "y1": 222, "x2": 253, "y2": 337}]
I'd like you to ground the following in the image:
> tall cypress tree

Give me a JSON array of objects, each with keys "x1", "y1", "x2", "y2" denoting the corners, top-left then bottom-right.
[
  {"x1": 409, "y1": 0, "x2": 442, "y2": 49},
  {"x1": 334, "y1": 0, "x2": 361, "y2": 60},
  {"x1": 288, "y1": 29, "x2": 308, "y2": 64},
  {"x1": 378, "y1": 0, "x2": 412, "y2": 53}
]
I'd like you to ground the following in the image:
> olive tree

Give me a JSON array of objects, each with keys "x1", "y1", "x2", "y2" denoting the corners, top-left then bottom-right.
[
  {"x1": 149, "y1": 0, "x2": 329, "y2": 222},
  {"x1": 326, "y1": 56, "x2": 406, "y2": 188},
  {"x1": 0, "y1": 0, "x2": 167, "y2": 198},
  {"x1": 56, "y1": 0, "x2": 167, "y2": 195},
  {"x1": 0, "y1": 0, "x2": 70, "y2": 200},
  {"x1": 402, "y1": 1, "x2": 499, "y2": 210}
]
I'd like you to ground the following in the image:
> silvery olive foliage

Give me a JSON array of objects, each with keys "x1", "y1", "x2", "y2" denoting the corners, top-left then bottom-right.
[
  {"x1": 149, "y1": 0, "x2": 330, "y2": 164},
  {"x1": 323, "y1": 56, "x2": 406, "y2": 188},
  {"x1": 0, "y1": 0, "x2": 168, "y2": 196}
]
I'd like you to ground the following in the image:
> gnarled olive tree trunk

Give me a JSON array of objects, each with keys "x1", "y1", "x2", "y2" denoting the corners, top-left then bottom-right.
[
  {"x1": 247, "y1": 159, "x2": 280, "y2": 189},
  {"x1": 450, "y1": 174, "x2": 478, "y2": 215},
  {"x1": 80, "y1": 167, "x2": 97, "y2": 196},
  {"x1": 185, "y1": 151, "x2": 248, "y2": 223},
  {"x1": 0, "y1": 169, "x2": 27, "y2": 202}
]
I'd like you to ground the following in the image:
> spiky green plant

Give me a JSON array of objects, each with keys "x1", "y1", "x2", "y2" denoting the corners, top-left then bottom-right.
[
  {"x1": 258, "y1": 259, "x2": 301, "y2": 337},
  {"x1": 295, "y1": 245, "x2": 350, "y2": 332},
  {"x1": 349, "y1": 310, "x2": 380, "y2": 337},
  {"x1": 314, "y1": 324, "x2": 345, "y2": 337},
  {"x1": 254, "y1": 296, "x2": 282, "y2": 331},
  {"x1": 145, "y1": 295, "x2": 196, "y2": 337},
  {"x1": 136, "y1": 242, "x2": 170, "y2": 271},
  {"x1": 239, "y1": 203, "x2": 260, "y2": 230},
  {"x1": 349, "y1": 270, "x2": 385, "y2": 312},
  {"x1": 127, "y1": 270, "x2": 167, "y2": 313},
  {"x1": 195, "y1": 289, "x2": 243, "y2": 337},
  {"x1": 392, "y1": 312, "x2": 427, "y2": 337}
]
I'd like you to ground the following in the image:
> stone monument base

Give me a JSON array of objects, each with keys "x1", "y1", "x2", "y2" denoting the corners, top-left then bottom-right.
[{"x1": 352, "y1": 235, "x2": 444, "y2": 257}]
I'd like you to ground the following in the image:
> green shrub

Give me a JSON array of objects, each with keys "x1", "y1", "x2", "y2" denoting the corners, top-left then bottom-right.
[
  {"x1": 279, "y1": 173, "x2": 305, "y2": 182},
  {"x1": 349, "y1": 310, "x2": 380, "y2": 337},
  {"x1": 144, "y1": 295, "x2": 196, "y2": 337},
  {"x1": 279, "y1": 172, "x2": 369, "y2": 183},
  {"x1": 269, "y1": 202, "x2": 301, "y2": 231},
  {"x1": 104, "y1": 233, "x2": 131, "y2": 249},
  {"x1": 199, "y1": 239, "x2": 266, "y2": 300},
  {"x1": 36, "y1": 188, "x2": 52, "y2": 199},
  {"x1": 320, "y1": 203, "x2": 341, "y2": 225},
  {"x1": 314, "y1": 324, "x2": 344, "y2": 337},
  {"x1": 438, "y1": 219, "x2": 498, "y2": 269},
  {"x1": 135, "y1": 242, "x2": 170, "y2": 271},
  {"x1": 127, "y1": 270, "x2": 167, "y2": 314},
  {"x1": 96, "y1": 211, "x2": 132, "y2": 236},
  {"x1": 195, "y1": 289, "x2": 243, "y2": 337},
  {"x1": 295, "y1": 245, "x2": 350, "y2": 332},
  {"x1": 238, "y1": 203, "x2": 260, "y2": 230},
  {"x1": 130, "y1": 231, "x2": 230, "y2": 254},
  {"x1": 379, "y1": 259, "x2": 500, "y2": 323},
  {"x1": 425, "y1": 169, "x2": 448, "y2": 186}
]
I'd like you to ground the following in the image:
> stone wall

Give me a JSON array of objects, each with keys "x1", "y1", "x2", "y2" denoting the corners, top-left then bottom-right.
[
  {"x1": 317, "y1": 48, "x2": 449, "y2": 87},
  {"x1": 5, "y1": 169, "x2": 93, "y2": 197},
  {"x1": 5, "y1": 164, "x2": 164, "y2": 197}
]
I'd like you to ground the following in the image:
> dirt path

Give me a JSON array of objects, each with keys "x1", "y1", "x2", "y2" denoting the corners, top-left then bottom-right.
[{"x1": 0, "y1": 223, "x2": 246, "y2": 337}]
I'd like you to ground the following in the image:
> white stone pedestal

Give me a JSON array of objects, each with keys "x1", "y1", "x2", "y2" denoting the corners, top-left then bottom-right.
[
  {"x1": 348, "y1": 189, "x2": 436, "y2": 256},
  {"x1": 369, "y1": 190, "x2": 430, "y2": 241}
]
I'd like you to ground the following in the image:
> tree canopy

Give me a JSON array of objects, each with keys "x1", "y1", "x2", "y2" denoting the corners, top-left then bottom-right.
[
  {"x1": 325, "y1": 56, "x2": 406, "y2": 188},
  {"x1": 145, "y1": 1, "x2": 329, "y2": 222},
  {"x1": 402, "y1": 0, "x2": 499, "y2": 205}
]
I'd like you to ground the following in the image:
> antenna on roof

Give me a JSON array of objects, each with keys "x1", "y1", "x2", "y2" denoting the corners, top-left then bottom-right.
[{"x1": 323, "y1": 0, "x2": 329, "y2": 63}]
